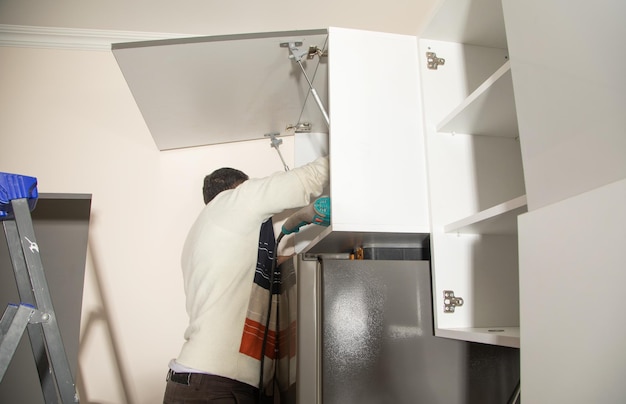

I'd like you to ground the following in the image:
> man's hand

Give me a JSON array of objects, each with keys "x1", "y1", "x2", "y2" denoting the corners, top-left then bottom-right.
[{"x1": 277, "y1": 255, "x2": 293, "y2": 266}]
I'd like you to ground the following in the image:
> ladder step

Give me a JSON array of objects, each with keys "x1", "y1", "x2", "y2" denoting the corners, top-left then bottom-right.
[{"x1": 0, "y1": 303, "x2": 36, "y2": 380}]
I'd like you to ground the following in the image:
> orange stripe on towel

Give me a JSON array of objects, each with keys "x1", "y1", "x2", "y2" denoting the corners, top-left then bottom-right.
[{"x1": 239, "y1": 318, "x2": 277, "y2": 360}]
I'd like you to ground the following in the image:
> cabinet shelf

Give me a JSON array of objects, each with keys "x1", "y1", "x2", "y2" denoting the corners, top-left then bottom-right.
[
  {"x1": 436, "y1": 326, "x2": 519, "y2": 348},
  {"x1": 444, "y1": 195, "x2": 527, "y2": 235},
  {"x1": 437, "y1": 61, "x2": 518, "y2": 138}
]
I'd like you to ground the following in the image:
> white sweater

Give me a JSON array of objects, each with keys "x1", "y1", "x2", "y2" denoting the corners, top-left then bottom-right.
[{"x1": 176, "y1": 156, "x2": 329, "y2": 387}]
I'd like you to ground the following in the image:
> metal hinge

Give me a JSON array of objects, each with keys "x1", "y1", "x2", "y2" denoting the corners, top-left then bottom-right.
[
  {"x1": 443, "y1": 290, "x2": 464, "y2": 313},
  {"x1": 285, "y1": 122, "x2": 312, "y2": 133},
  {"x1": 280, "y1": 42, "x2": 328, "y2": 60},
  {"x1": 426, "y1": 52, "x2": 445, "y2": 70},
  {"x1": 307, "y1": 45, "x2": 327, "y2": 59}
]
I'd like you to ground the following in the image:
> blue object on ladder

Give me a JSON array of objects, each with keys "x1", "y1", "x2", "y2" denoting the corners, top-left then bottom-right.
[{"x1": 0, "y1": 172, "x2": 38, "y2": 220}]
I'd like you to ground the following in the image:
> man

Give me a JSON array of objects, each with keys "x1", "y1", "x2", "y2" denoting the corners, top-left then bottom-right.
[{"x1": 163, "y1": 156, "x2": 329, "y2": 403}]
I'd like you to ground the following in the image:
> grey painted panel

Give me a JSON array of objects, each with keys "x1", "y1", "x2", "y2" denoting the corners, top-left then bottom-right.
[
  {"x1": 113, "y1": 29, "x2": 329, "y2": 150},
  {"x1": 0, "y1": 195, "x2": 91, "y2": 403}
]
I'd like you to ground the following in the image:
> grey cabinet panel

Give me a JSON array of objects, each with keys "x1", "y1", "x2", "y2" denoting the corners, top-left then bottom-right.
[
  {"x1": 0, "y1": 195, "x2": 91, "y2": 403},
  {"x1": 113, "y1": 30, "x2": 329, "y2": 150}
]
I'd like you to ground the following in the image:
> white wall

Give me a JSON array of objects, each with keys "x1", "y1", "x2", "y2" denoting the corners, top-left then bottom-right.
[{"x1": 0, "y1": 45, "x2": 296, "y2": 403}]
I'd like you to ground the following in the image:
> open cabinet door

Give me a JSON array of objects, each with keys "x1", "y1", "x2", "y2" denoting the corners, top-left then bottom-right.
[
  {"x1": 503, "y1": 0, "x2": 626, "y2": 211},
  {"x1": 518, "y1": 179, "x2": 626, "y2": 403},
  {"x1": 112, "y1": 30, "x2": 329, "y2": 150},
  {"x1": 504, "y1": 0, "x2": 626, "y2": 402}
]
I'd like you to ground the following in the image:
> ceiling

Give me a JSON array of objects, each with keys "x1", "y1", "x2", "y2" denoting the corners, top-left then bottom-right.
[{"x1": 0, "y1": 0, "x2": 438, "y2": 38}]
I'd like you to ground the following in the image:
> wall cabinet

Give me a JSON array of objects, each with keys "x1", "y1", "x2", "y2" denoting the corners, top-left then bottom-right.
[
  {"x1": 112, "y1": 0, "x2": 530, "y2": 351},
  {"x1": 113, "y1": 9, "x2": 522, "y2": 348},
  {"x1": 422, "y1": 0, "x2": 626, "y2": 397},
  {"x1": 297, "y1": 27, "x2": 431, "y2": 256},
  {"x1": 297, "y1": 3, "x2": 525, "y2": 348},
  {"x1": 294, "y1": 2, "x2": 525, "y2": 348},
  {"x1": 113, "y1": 28, "x2": 431, "y2": 253},
  {"x1": 419, "y1": 0, "x2": 524, "y2": 348}
]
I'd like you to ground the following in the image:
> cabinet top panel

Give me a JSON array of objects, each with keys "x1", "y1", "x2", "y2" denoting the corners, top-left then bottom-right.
[
  {"x1": 420, "y1": 0, "x2": 507, "y2": 48},
  {"x1": 112, "y1": 29, "x2": 328, "y2": 150}
]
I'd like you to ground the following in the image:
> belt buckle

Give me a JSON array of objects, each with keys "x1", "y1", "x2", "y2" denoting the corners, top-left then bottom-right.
[{"x1": 167, "y1": 369, "x2": 191, "y2": 385}]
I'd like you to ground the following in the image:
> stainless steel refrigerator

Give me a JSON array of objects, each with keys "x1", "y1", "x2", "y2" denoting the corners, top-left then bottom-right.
[{"x1": 274, "y1": 251, "x2": 520, "y2": 404}]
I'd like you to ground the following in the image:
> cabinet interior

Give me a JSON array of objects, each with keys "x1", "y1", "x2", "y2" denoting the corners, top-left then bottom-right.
[{"x1": 420, "y1": 0, "x2": 525, "y2": 348}]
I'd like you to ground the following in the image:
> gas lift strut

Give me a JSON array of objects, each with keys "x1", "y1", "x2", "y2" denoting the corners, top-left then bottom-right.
[
  {"x1": 267, "y1": 42, "x2": 329, "y2": 172},
  {"x1": 283, "y1": 41, "x2": 330, "y2": 126}
]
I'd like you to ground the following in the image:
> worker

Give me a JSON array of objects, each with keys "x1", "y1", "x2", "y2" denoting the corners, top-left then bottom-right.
[{"x1": 163, "y1": 155, "x2": 329, "y2": 404}]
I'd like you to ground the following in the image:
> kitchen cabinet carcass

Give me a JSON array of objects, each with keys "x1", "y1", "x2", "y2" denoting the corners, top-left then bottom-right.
[{"x1": 418, "y1": 0, "x2": 524, "y2": 348}]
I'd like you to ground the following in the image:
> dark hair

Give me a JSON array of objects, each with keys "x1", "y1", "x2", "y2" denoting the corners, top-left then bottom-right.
[{"x1": 203, "y1": 167, "x2": 248, "y2": 204}]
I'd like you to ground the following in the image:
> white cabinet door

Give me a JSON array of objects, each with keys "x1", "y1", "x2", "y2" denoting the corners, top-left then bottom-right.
[
  {"x1": 505, "y1": 1, "x2": 626, "y2": 400},
  {"x1": 518, "y1": 178, "x2": 626, "y2": 403},
  {"x1": 327, "y1": 27, "x2": 430, "y2": 235},
  {"x1": 502, "y1": 0, "x2": 626, "y2": 211}
]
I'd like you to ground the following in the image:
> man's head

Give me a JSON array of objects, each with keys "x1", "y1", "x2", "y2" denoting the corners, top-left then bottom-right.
[{"x1": 203, "y1": 167, "x2": 249, "y2": 204}]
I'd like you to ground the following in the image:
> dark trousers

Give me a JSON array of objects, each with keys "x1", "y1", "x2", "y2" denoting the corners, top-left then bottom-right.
[{"x1": 163, "y1": 370, "x2": 259, "y2": 404}]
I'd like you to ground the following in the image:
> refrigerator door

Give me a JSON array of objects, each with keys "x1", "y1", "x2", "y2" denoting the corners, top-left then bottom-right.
[{"x1": 294, "y1": 257, "x2": 519, "y2": 404}]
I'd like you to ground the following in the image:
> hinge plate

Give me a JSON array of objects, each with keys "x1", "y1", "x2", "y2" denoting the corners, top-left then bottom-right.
[
  {"x1": 286, "y1": 122, "x2": 312, "y2": 133},
  {"x1": 426, "y1": 52, "x2": 445, "y2": 70},
  {"x1": 443, "y1": 290, "x2": 464, "y2": 313}
]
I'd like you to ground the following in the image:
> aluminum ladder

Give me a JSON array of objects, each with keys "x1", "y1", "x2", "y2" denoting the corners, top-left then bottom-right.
[{"x1": 0, "y1": 172, "x2": 79, "y2": 403}]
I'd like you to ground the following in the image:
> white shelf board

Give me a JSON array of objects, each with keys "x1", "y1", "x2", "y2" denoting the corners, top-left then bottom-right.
[
  {"x1": 299, "y1": 225, "x2": 431, "y2": 256},
  {"x1": 437, "y1": 61, "x2": 519, "y2": 138},
  {"x1": 436, "y1": 326, "x2": 520, "y2": 348},
  {"x1": 444, "y1": 195, "x2": 527, "y2": 235}
]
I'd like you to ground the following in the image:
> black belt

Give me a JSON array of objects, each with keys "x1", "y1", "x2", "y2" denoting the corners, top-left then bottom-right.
[
  {"x1": 166, "y1": 369, "x2": 259, "y2": 395},
  {"x1": 167, "y1": 369, "x2": 192, "y2": 385}
]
